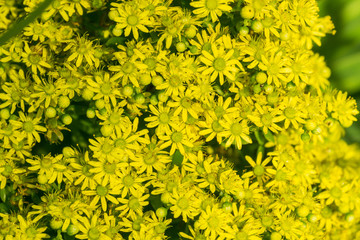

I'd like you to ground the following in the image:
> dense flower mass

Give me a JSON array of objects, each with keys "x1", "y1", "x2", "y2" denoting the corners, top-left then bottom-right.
[{"x1": 0, "y1": 0, "x2": 360, "y2": 239}]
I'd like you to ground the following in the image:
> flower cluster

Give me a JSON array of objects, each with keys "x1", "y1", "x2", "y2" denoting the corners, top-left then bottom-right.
[{"x1": 0, "y1": 0, "x2": 360, "y2": 239}]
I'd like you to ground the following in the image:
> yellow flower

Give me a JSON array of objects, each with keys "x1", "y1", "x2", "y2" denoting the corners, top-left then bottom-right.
[
  {"x1": 82, "y1": 182, "x2": 120, "y2": 212},
  {"x1": 17, "y1": 215, "x2": 49, "y2": 239},
  {"x1": 0, "y1": 69, "x2": 30, "y2": 113},
  {"x1": 195, "y1": 206, "x2": 234, "y2": 240},
  {"x1": 23, "y1": 20, "x2": 49, "y2": 42},
  {"x1": 88, "y1": 157, "x2": 125, "y2": 188},
  {"x1": 64, "y1": 35, "x2": 100, "y2": 68},
  {"x1": 109, "y1": 58, "x2": 147, "y2": 88},
  {"x1": 86, "y1": 72, "x2": 121, "y2": 107},
  {"x1": 328, "y1": 90, "x2": 359, "y2": 128},
  {"x1": 27, "y1": 153, "x2": 64, "y2": 184},
  {"x1": 277, "y1": 96, "x2": 307, "y2": 129},
  {"x1": 242, "y1": 152, "x2": 273, "y2": 185},
  {"x1": 21, "y1": 43, "x2": 52, "y2": 74},
  {"x1": 168, "y1": 89, "x2": 199, "y2": 122},
  {"x1": 111, "y1": 2, "x2": 153, "y2": 40},
  {"x1": 76, "y1": 214, "x2": 111, "y2": 240},
  {"x1": 145, "y1": 103, "x2": 175, "y2": 135},
  {"x1": 0, "y1": 122, "x2": 22, "y2": 148},
  {"x1": 0, "y1": 158, "x2": 26, "y2": 189},
  {"x1": 96, "y1": 102, "x2": 128, "y2": 133},
  {"x1": 10, "y1": 111, "x2": 47, "y2": 145},
  {"x1": 169, "y1": 188, "x2": 198, "y2": 222},
  {"x1": 190, "y1": 0, "x2": 233, "y2": 22},
  {"x1": 114, "y1": 165, "x2": 146, "y2": 198},
  {"x1": 48, "y1": 199, "x2": 89, "y2": 232},
  {"x1": 72, "y1": 151, "x2": 98, "y2": 190},
  {"x1": 258, "y1": 48, "x2": 292, "y2": 87},
  {"x1": 89, "y1": 137, "x2": 122, "y2": 163},
  {"x1": 199, "y1": 44, "x2": 241, "y2": 85},
  {"x1": 219, "y1": 116, "x2": 252, "y2": 150},
  {"x1": 155, "y1": 11, "x2": 185, "y2": 49},
  {"x1": 116, "y1": 191, "x2": 150, "y2": 218},
  {"x1": 248, "y1": 103, "x2": 283, "y2": 134},
  {"x1": 155, "y1": 68, "x2": 187, "y2": 97},
  {"x1": 67, "y1": 0, "x2": 91, "y2": 16},
  {"x1": 158, "y1": 122, "x2": 194, "y2": 155},
  {"x1": 29, "y1": 76, "x2": 65, "y2": 111},
  {"x1": 130, "y1": 141, "x2": 171, "y2": 176}
]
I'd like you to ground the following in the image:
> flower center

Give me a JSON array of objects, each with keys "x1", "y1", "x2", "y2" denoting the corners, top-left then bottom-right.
[
  {"x1": 41, "y1": 157, "x2": 53, "y2": 169},
  {"x1": 254, "y1": 165, "x2": 265, "y2": 176},
  {"x1": 177, "y1": 197, "x2": 189, "y2": 210},
  {"x1": 144, "y1": 57, "x2": 156, "y2": 70},
  {"x1": 11, "y1": 91, "x2": 21, "y2": 102},
  {"x1": 171, "y1": 131, "x2": 183, "y2": 143},
  {"x1": 82, "y1": 165, "x2": 93, "y2": 177},
  {"x1": 127, "y1": 15, "x2": 139, "y2": 26},
  {"x1": 230, "y1": 122, "x2": 243, "y2": 136},
  {"x1": 67, "y1": 76, "x2": 79, "y2": 89},
  {"x1": 33, "y1": 25, "x2": 43, "y2": 35},
  {"x1": 44, "y1": 83, "x2": 55, "y2": 95},
  {"x1": 155, "y1": 222, "x2": 167, "y2": 234},
  {"x1": 114, "y1": 138, "x2": 126, "y2": 149},
  {"x1": 144, "y1": 151, "x2": 157, "y2": 165},
  {"x1": 2, "y1": 164, "x2": 12, "y2": 177},
  {"x1": 122, "y1": 62, "x2": 135, "y2": 74},
  {"x1": 275, "y1": 170, "x2": 286, "y2": 181},
  {"x1": 104, "y1": 162, "x2": 116, "y2": 174},
  {"x1": 109, "y1": 112, "x2": 121, "y2": 125},
  {"x1": 12, "y1": 140, "x2": 24, "y2": 151},
  {"x1": 268, "y1": 64, "x2": 280, "y2": 75},
  {"x1": 78, "y1": 43, "x2": 88, "y2": 54},
  {"x1": 213, "y1": 57, "x2": 226, "y2": 71},
  {"x1": 28, "y1": 54, "x2": 41, "y2": 64},
  {"x1": 180, "y1": 97, "x2": 192, "y2": 109},
  {"x1": 207, "y1": 215, "x2": 220, "y2": 229},
  {"x1": 211, "y1": 120, "x2": 223, "y2": 132},
  {"x1": 205, "y1": 0, "x2": 218, "y2": 10},
  {"x1": 100, "y1": 82, "x2": 112, "y2": 95},
  {"x1": 261, "y1": 216, "x2": 273, "y2": 227},
  {"x1": 62, "y1": 206, "x2": 73, "y2": 218},
  {"x1": 206, "y1": 172, "x2": 217, "y2": 184},
  {"x1": 23, "y1": 121, "x2": 34, "y2": 133},
  {"x1": 167, "y1": 25, "x2": 178, "y2": 36},
  {"x1": 284, "y1": 107, "x2": 296, "y2": 119},
  {"x1": 159, "y1": 112, "x2": 170, "y2": 124},
  {"x1": 261, "y1": 113, "x2": 273, "y2": 126},
  {"x1": 25, "y1": 227, "x2": 38, "y2": 238},
  {"x1": 330, "y1": 187, "x2": 342, "y2": 199},
  {"x1": 101, "y1": 142, "x2": 113, "y2": 154},
  {"x1": 3, "y1": 125, "x2": 13, "y2": 136},
  {"x1": 235, "y1": 231, "x2": 248, "y2": 240},
  {"x1": 129, "y1": 197, "x2": 140, "y2": 210},
  {"x1": 96, "y1": 185, "x2": 108, "y2": 196},
  {"x1": 88, "y1": 227, "x2": 101, "y2": 240},
  {"x1": 294, "y1": 161, "x2": 305, "y2": 174},
  {"x1": 169, "y1": 74, "x2": 182, "y2": 87},
  {"x1": 123, "y1": 175, "x2": 134, "y2": 187},
  {"x1": 214, "y1": 106, "x2": 225, "y2": 118},
  {"x1": 196, "y1": 164, "x2": 205, "y2": 174},
  {"x1": 321, "y1": 206, "x2": 332, "y2": 219}
]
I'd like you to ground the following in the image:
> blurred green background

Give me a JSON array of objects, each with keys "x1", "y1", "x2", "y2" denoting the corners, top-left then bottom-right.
[{"x1": 318, "y1": 0, "x2": 360, "y2": 143}]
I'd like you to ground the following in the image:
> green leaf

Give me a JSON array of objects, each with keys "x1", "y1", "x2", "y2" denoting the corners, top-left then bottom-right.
[
  {"x1": 0, "y1": 0, "x2": 54, "y2": 46},
  {"x1": 0, "y1": 188, "x2": 6, "y2": 203},
  {"x1": 342, "y1": 0, "x2": 360, "y2": 24},
  {"x1": 172, "y1": 150, "x2": 184, "y2": 166},
  {"x1": 263, "y1": 131, "x2": 275, "y2": 143}
]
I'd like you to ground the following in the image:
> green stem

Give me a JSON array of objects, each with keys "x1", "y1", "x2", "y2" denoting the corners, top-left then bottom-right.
[{"x1": 0, "y1": 0, "x2": 54, "y2": 46}]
